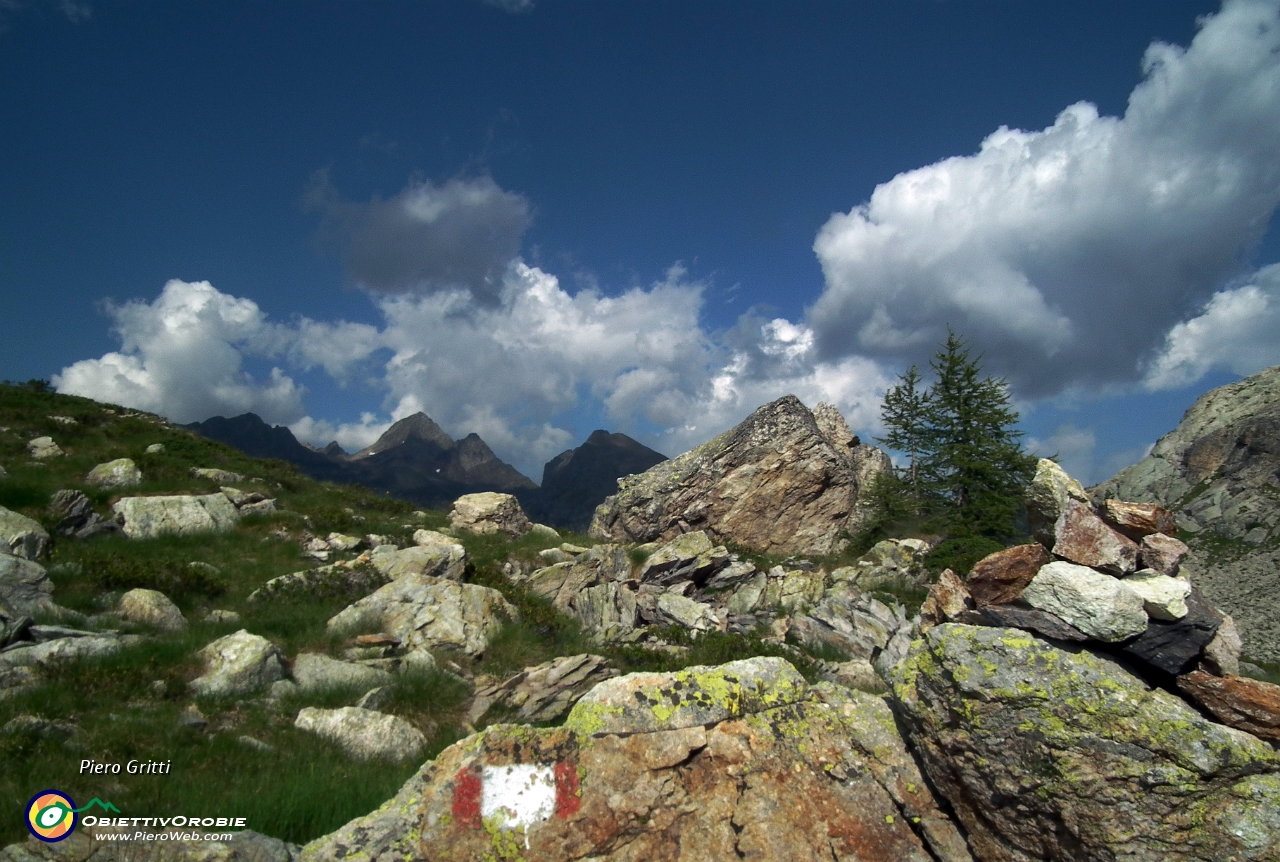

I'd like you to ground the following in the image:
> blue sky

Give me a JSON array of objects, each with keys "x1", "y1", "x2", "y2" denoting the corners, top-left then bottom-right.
[{"x1": 4, "y1": 0, "x2": 1279, "y2": 485}]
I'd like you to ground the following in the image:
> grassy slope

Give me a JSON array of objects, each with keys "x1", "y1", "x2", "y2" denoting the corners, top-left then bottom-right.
[{"x1": 0, "y1": 384, "x2": 845, "y2": 847}]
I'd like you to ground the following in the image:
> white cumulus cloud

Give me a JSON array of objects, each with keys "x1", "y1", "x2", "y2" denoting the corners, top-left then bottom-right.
[{"x1": 810, "y1": 0, "x2": 1280, "y2": 397}]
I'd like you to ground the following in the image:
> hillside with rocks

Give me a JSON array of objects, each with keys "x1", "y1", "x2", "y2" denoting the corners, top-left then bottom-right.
[
  {"x1": 3, "y1": 382, "x2": 1280, "y2": 861},
  {"x1": 1093, "y1": 364, "x2": 1280, "y2": 661}
]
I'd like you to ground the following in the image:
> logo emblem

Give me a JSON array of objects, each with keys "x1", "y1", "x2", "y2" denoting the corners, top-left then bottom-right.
[{"x1": 27, "y1": 791, "x2": 76, "y2": 843}]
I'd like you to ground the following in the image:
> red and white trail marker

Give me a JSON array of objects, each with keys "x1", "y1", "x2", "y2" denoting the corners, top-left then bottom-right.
[{"x1": 452, "y1": 761, "x2": 581, "y2": 841}]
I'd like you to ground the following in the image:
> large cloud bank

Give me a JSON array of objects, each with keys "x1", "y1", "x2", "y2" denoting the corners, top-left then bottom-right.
[
  {"x1": 55, "y1": 0, "x2": 1280, "y2": 481},
  {"x1": 811, "y1": 0, "x2": 1280, "y2": 396}
]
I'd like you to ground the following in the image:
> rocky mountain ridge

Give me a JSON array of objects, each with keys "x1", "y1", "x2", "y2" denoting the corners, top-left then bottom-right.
[
  {"x1": 1093, "y1": 363, "x2": 1280, "y2": 662},
  {"x1": 188, "y1": 413, "x2": 665, "y2": 527}
]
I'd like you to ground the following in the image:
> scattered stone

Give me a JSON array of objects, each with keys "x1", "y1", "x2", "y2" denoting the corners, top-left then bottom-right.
[
  {"x1": 0, "y1": 505, "x2": 50, "y2": 560},
  {"x1": 590, "y1": 396, "x2": 887, "y2": 556},
  {"x1": 1177, "y1": 670, "x2": 1280, "y2": 741},
  {"x1": 1201, "y1": 614, "x2": 1243, "y2": 676},
  {"x1": 762, "y1": 566, "x2": 826, "y2": 611},
  {"x1": 1139, "y1": 531, "x2": 1191, "y2": 577},
  {"x1": 1024, "y1": 457, "x2": 1091, "y2": 547},
  {"x1": 964, "y1": 543, "x2": 1049, "y2": 607},
  {"x1": 1120, "y1": 585, "x2": 1223, "y2": 676},
  {"x1": 326, "y1": 532, "x2": 363, "y2": 552},
  {"x1": 636, "y1": 530, "x2": 731, "y2": 586},
  {"x1": 292, "y1": 653, "x2": 393, "y2": 694},
  {"x1": 566, "y1": 656, "x2": 808, "y2": 736},
  {"x1": 1121, "y1": 569, "x2": 1191, "y2": 620},
  {"x1": 528, "y1": 523, "x2": 561, "y2": 541},
  {"x1": 537, "y1": 547, "x2": 574, "y2": 565},
  {"x1": 247, "y1": 563, "x2": 391, "y2": 604},
  {"x1": 789, "y1": 587, "x2": 903, "y2": 661},
  {"x1": 239, "y1": 498, "x2": 277, "y2": 515},
  {"x1": 919, "y1": 569, "x2": 973, "y2": 632},
  {"x1": 48, "y1": 490, "x2": 118, "y2": 539},
  {"x1": 85, "y1": 457, "x2": 142, "y2": 489},
  {"x1": 0, "y1": 554, "x2": 55, "y2": 617},
  {"x1": 571, "y1": 582, "x2": 639, "y2": 641},
  {"x1": 0, "y1": 635, "x2": 122, "y2": 669},
  {"x1": 26, "y1": 437, "x2": 64, "y2": 459},
  {"x1": 892, "y1": 624, "x2": 1280, "y2": 862},
  {"x1": 192, "y1": 467, "x2": 245, "y2": 484},
  {"x1": 1051, "y1": 500, "x2": 1140, "y2": 575},
  {"x1": 145, "y1": 443, "x2": 165, "y2": 454},
  {"x1": 818, "y1": 657, "x2": 886, "y2": 693},
  {"x1": 468, "y1": 654, "x2": 618, "y2": 724},
  {"x1": 654, "y1": 592, "x2": 721, "y2": 632},
  {"x1": 189, "y1": 630, "x2": 286, "y2": 698},
  {"x1": 237, "y1": 735, "x2": 277, "y2": 754},
  {"x1": 1019, "y1": 560, "x2": 1148, "y2": 642},
  {"x1": 294, "y1": 706, "x2": 426, "y2": 762},
  {"x1": 327, "y1": 573, "x2": 517, "y2": 658},
  {"x1": 370, "y1": 543, "x2": 466, "y2": 582},
  {"x1": 112, "y1": 494, "x2": 241, "y2": 540},
  {"x1": 47, "y1": 415, "x2": 77, "y2": 426},
  {"x1": 447, "y1": 492, "x2": 531, "y2": 538},
  {"x1": 118, "y1": 588, "x2": 187, "y2": 632},
  {"x1": 354, "y1": 686, "x2": 393, "y2": 711},
  {"x1": 1, "y1": 714, "x2": 78, "y2": 741},
  {"x1": 1100, "y1": 499, "x2": 1178, "y2": 539},
  {"x1": 837, "y1": 538, "x2": 930, "y2": 591}
]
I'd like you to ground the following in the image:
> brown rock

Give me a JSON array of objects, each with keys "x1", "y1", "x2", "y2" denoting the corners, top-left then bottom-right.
[
  {"x1": 920, "y1": 569, "x2": 973, "y2": 633},
  {"x1": 589, "y1": 396, "x2": 886, "y2": 556},
  {"x1": 1051, "y1": 500, "x2": 1139, "y2": 575},
  {"x1": 1100, "y1": 499, "x2": 1178, "y2": 539},
  {"x1": 965, "y1": 544, "x2": 1049, "y2": 607},
  {"x1": 1138, "y1": 531, "x2": 1190, "y2": 577},
  {"x1": 1177, "y1": 670, "x2": 1280, "y2": 741},
  {"x1": 305, "y1": 671, "x2": 973, "y2": 862}
]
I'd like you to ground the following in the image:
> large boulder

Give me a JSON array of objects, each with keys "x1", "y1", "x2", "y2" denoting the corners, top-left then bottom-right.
[
  {"x1": 189, "y1": 630, "x2": 286, "y2": 698},
  {"x1": 368, "y1": 543, "x2": 466, "y2": 581},
  {"x1": 304, "y1": 660, "x2": 971, "y2": 862},
  {"x1": 635, "y1": 530, "x2": 731, "y2": 586},
  {"x1": 112, "y1": 494, "x2": 241, "y2": 539},
  {"x1": 1049, "y1": 500, "x2": 1140, "y2": 575},
  {"x1": 294, "y1": 707, "x2": 425, "y2": 762},
  {"x1": 590, "y1": 396, "x2": 887, "y2": 556},
  {"x1": 85, "y1": 457, "x2": 142, "y2": 489},
  {"x1": 0, "y1": 506, "x2": 50, "y2": 561},
  {"x1": 48, "y1": 490, "x2": 118, "y2": 539},
  {"x1": 0, "y1": 555, "x2": 55, "y2": 617},
  {"x1": 448, "y1": 492, "x2": 531, "y2": 538},
  {"x1": 1177, "y1": 671, "x2": 1280, "y2": 741},
  {"x1": 26, "y1": 437, "x2": 63, "y2": 459},
  {"x1": 291, "y1": 653, "x2": 394, "y2": 694},
  {"x1": 326, "y1": 573, "x2": 516, "y2": 658},
  {"x1": 892, "y1": 624, "x2": 1280, "y2": 862}
]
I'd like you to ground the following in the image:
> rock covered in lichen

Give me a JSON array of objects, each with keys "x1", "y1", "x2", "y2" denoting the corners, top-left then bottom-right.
[
  {"x1": 890, "y1": 623, "x2": 1280, "y2": 862},
  {"x1": 303, "y1": 659, "x2": 972, "y2": 862}
]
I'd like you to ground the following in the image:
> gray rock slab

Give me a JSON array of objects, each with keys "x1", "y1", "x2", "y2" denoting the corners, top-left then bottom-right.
[
  {"x1": 294, "y1": 706, "x2": 426, "y2": 762},
  {"x1": 112, "y1": 494, "x2": 241, "y2": 539},
  {"x1": 189, "y1": 630, "x2": 285, "y2": 698}
]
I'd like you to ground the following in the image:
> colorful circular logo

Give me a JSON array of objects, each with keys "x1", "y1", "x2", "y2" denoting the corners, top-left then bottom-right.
[{"x1": 27, "y1": 790, "x2": 76, "y2": 843}]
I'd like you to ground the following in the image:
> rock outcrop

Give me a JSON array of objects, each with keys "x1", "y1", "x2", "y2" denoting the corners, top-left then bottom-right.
[
  {"x1": 891, "y1": 623, "x2": 1280, "y2": 862},
  {"x1": 589, "y1": 396, "x2": 889, "y2": 556},
  {"x1": 448, "y1": 492, "x2": 532, "y2": 538},
  {"x1": 189, "y1": 630, "x2": 286, "y2": 698},
  {"x1": 304, "y1": 658, "x2": 971, "y2": 862},
  {"x1": 0, "y1": 554, "x2": 56, "y2": 617},
  {"x1": 468, "y1": 654, "x2": 618, "y2": 724},
  {"x1": 0, "y1": 505, "x2": 50, "y2": 560}
]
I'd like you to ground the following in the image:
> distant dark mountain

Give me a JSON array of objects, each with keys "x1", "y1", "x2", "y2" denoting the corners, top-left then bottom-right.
[
  {"x1": 186, "y1": 412, "x2": 534, "y2": 510},
  {"x1": 523, "y1": 430, "x2": 667, "y2": 531}
]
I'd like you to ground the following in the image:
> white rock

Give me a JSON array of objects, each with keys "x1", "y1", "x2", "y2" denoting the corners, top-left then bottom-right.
[
  {"x1": 1121, "y1": 569, "x2": 1191, "y2": 621},
  {"x1": 0, "y1": 635, "x2": 121, "y2": 669},
  {"x1": 447, "y1": 492, "x2": 531, "y2": 538},
  {"x1": 85, "y1": 458, "x2": 142, "y2": 489},
  {"x1": 27, "y1": 437, "x2": 64, "y2": 459},
  {"x1": 1020, "y1": 561, "x2": 1148, "y2": 642},
  {"x1": 1202, "y1": 615, "x2": 1243, "y2": 676},
  {"x1": 369, "y1": 544, "x2": 466, "y2": 582},
  {"x1": 192, "y1": 467, "x2": 246, "y2": 484},
  {"x1": 145, "y1": 443, "x2": 165, "y2": 454},
  {"x1": 656, "y1": 592, "x2": 720, "y2": 632},
  {"x1": 239, "y1": 498, "x2": 277, "y2": 515},
  {"x1": 112, "y1": 494, "x2": 241, "y2": 540},
  {"x1": 327, "y1": 533, "x2": 363, "y2": 552},
  {"x1": 294, "y1": 707, "x2": 425, "y2": 762},
  {"x1": 326, "y1": 573, "x2": 516, "y2": 658},
  {"x1": 118, "y1": 588, "x2": 188, "y2": 632},
  {"x1": 189, "y1": 630, "x2": 285, "y2": 698},
  {"x1": 529, "y1": 523, "x2": 561, "y2": 541}
]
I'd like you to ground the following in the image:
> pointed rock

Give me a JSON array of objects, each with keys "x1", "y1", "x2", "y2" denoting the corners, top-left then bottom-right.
[{"x1": 965, "y1": 543, "x2": 1048, "y2": 607}]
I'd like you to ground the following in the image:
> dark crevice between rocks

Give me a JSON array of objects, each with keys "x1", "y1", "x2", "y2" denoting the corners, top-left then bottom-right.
[{"x1": 881, "y1": 689, "x2": 978, "y2": 860}]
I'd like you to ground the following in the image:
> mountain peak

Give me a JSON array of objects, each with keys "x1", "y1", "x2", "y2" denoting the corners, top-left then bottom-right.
[{"x1": 352, "y1": 412, "x2": 454, "y2": 460}]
